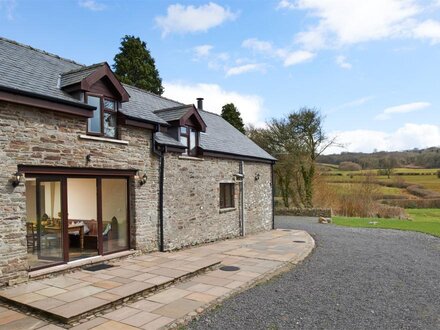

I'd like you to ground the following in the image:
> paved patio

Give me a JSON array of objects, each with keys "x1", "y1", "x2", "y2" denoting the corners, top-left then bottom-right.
[{"x1": 0, "y1": 229, "x2": 314, "y2": 329}]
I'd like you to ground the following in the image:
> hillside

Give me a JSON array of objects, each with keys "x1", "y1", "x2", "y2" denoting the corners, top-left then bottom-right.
[{"x1": 318, "y1": 147, "x2": 440, "y2": 169}]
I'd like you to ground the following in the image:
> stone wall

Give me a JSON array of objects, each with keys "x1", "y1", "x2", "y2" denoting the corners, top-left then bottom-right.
[
  {"x1": 275, "y1": 208, "x2": 332, "y2": 218},
  {"x1": 243, "y1": 162, "x2": 273, "y2": 234},
  {"x1": 0, "y1": 101, "x2": 159, "y2": 285},
  {"x1": 162, "y1": 154, "x2": 273, "y2": 250}
]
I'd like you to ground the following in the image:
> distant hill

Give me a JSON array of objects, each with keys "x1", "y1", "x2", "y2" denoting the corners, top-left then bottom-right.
[{"x1": 318, "y1": 147, "x2": 440, "y2": 169}]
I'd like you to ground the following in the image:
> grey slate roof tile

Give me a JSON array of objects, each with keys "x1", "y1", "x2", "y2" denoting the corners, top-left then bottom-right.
[
  {"x1": 120, "y1": 85, "x2": 177, "y2": 125},
  {"x1": 198, "y1": 110, "x2": 276, "y2": 161},
  {"x1": 154, "y1": 132, "x2": 185, "y2": 148},
  {"x1": 153, "y1": 105, "x2": 192, "y2": 122},
  {"x1": 0, "y1": 38, "x2": 85, "y2": 106},
  {"x1": 0, "y1": 37, "x2": 275, "y2": 161},
  {"x1": 60, "y1": 63, "x2": 105, "y2": 88}
]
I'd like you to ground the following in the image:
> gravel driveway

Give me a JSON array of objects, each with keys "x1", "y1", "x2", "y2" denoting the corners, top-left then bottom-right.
[{"x1": 188, "y1": 216, "x2": 440, "y2": 330}]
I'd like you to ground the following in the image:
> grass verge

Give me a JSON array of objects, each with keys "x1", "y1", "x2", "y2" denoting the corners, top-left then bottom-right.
[{"x1": 333, "y1": 209, "x2": 440, "y2": 238}]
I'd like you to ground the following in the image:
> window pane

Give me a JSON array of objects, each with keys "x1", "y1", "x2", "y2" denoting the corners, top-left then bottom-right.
[
  {"x1": 102, "y1": 179, "x2": 128, "y2": 253},
  {"x1": 180, "y1": 126, "x2": 188, "y2": 135},
  {"x1": 220, "y1": 183, "x2": 235, "y2": 208},
  {"x1": 104, "y1": 112, "x2": 117, "y2": 138},
  {"x1": 104, "y1": 99, "x2": 115, "y2": 111},
  {"x1": 190, "y1": 129, "x2": 196, "y2": 155},
  {"x1": 26, "y1": 179, "x2": 64, "y2": 269},
  {"x1": 180, "y1": 135, "x2": 188, "y2": 155},
  {"x1": 87, "y1": 96, "x2": 101, "y2": 133},
  {"x1": 67, "y1": 178, "x2": 98, "y2": 261}
]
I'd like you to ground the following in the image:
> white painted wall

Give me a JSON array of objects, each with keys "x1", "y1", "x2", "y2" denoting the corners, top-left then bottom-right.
[{"x1": 67, "y1": 179, "x2": 97, "y2": 220}]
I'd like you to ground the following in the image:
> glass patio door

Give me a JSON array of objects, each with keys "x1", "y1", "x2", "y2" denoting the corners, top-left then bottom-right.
[
  {"x1": 25, "y1": 172, "x2": 131, "y2": 270},
  {"x1": 67, "y1": 178, "x2": 99, "y2": 261},
  {"x1": 25, "y1": 178, "x2": 65, "y2": 269}
]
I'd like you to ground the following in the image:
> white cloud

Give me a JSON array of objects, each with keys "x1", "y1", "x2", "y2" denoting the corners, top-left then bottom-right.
[
  {"x1": 335, "y1": 55, "x2": 352, "y2": 69},
  {"x1": 163, "y1": 81, "x2": 265, "y2": 127},
  {"x1": 413, "y1": 19, "x2": 440, "y2": 44},
  {"x1": 279, "y1": 0, "x2": 440, "y2": 49},
  {"x1": 242, "y1": 37, "x2": 315, "y2": 67},
  {"x1": 283, "y1": 50, "x2": 315, "y2": 66},
  {"x1": 326, "y1": 123, "x2": 440, "y2": 154},
  {"x1": 78, "y1": 0, "x2": 106, "y2": 11},
  {"x1": 225, "y1": 63, "x2": 266, "y2": 76},
  {"x1": 276, "y1": 0, "x2": 296, "y2": 10},
  {"x1": 0, "y1": 0, "x2": 16, "y2": 20},
  {"x1": 193, "y1": 45, "x2": 213, "y2": 58},
  {"x1": 156, "y1": 3, "x2": 237, "y2": 37},
  {"x1": 327, "y1": 96, "x2": 374, "y2": 114},
  {"x1": 293, "y1": 0, "x2": 421, "y2": 49},
  {"x1": 242, "y1": 38, "x2": 273, "y2": 53},
  {"x1": 375, "y1": 101, "x2": 430, "y2": 120}
]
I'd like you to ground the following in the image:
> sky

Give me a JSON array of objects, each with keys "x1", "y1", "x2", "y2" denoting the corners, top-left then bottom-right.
[{"x1": 2, "y1": 0, "x2": 440, "y2": 154}]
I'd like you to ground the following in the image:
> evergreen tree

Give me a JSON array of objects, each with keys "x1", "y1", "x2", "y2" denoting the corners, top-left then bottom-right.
[
  {"x1": 113, "y1": 35, "x2": 164, "y2": 95},
  {"x1": 221, "y1": 103, "x2": 245, "y2": 134}
]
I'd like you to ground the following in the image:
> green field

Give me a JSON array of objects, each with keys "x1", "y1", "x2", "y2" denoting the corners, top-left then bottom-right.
[
  {"x1": 333, "y1": 209, "x2": 440, "y2": 238},
  {"x1": 320, "y1": 165, "x2": 440, "y2": 194}
]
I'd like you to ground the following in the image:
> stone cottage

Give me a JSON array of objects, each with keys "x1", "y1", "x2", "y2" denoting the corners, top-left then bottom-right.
[{"x1": 0, "y1": 38, "x2": 275, "y2": 286}]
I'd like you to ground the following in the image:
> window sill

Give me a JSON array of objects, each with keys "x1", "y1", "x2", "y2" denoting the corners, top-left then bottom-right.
[
  {"x1": 219, "y1": 207, "x2": 236, "y2": 214},
  {"x1": 79, "y1": 134, "x2": 129, "y2": 145},
  {"x1": 178, "y1": 155, "x2": 204, "y2": 161}
]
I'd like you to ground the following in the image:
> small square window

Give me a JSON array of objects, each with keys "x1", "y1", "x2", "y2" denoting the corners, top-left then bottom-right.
[{"x1": 220, "y1": 183, "x2": 235, "y2": 209}]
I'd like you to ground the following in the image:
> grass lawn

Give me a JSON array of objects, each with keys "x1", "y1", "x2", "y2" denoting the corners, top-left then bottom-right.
[{"x1": 333, "y1": 209, "x2": 440, "y2": 238}]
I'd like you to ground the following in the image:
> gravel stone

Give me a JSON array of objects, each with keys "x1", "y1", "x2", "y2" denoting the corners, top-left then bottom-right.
[{"x1": 188, "y1": 216, "x2": 440, "y2": 330}]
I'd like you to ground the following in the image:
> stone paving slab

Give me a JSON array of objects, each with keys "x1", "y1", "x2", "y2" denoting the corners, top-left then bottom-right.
[
  {"x1": 0, "y1": 253, "x2": 222, "y2": 324},
  {"x1": 0, "y1": 229, "x2": 314, "y2": 329}
]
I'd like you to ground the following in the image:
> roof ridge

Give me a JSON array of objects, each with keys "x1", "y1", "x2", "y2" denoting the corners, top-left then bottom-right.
[
  {"x1": 153, "y1": 104, "x2": 192, "y2": 113},
  {"x1": 122, "y1": 83, "x2": 184, "y2": 105},
  {"x1": 199, "y1": 108, "x2": 223, "y2": 118},
  {"x1": 61, "y1": 62, "x2": 106, "y2": 76},
  {"x1": 0, "y1": 37, "x2": 85, "y2": 67}
]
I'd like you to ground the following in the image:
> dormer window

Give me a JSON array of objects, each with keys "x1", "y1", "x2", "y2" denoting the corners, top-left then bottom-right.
[
  {"x1": 86, "y1": 94, "x2": 118, "y2": 139},
  {"x1": 179, "y1": 126, "x2": 198, "y2": 156}
]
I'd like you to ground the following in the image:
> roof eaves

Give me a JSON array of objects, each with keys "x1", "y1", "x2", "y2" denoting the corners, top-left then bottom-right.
[{"x1": 0, "y1": 84, "x2": 95, "y2": 110}]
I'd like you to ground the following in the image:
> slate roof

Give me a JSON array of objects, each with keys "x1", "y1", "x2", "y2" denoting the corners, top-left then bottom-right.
[
  {"x1": 60, "y1": 63, "x2": 106, "y2": 88},
  {"x1": 199, "y1": 110, "x2": 276, "y2": 161},
  {"x1": 153, "y1": 105, "x2": 193, "y2": 122},
  {"x1": 154, "y1": 132, "x2": 185, "y2": 148},
  {"x1": 120, "y1": 85, "x2": 177, "y2": 125},
  {"x1": 0, "y1": 38, "x2": 86, "y2": 107},
  {"x1": 0, "y1": 37, "x2": 275, "y2": 162}
]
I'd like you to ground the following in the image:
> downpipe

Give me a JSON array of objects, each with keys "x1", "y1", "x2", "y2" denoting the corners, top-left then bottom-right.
[{"x1": 152, "y1": 125, "x2": 165, "y2": 252}]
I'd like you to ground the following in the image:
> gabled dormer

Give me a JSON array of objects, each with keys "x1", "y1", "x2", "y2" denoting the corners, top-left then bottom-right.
[
  {"x1": 60, "y1": 63, "x2": 129, "y2": 139},
  {"x1": 154, "y1": 102, "x2": 207, "y2": 156}
]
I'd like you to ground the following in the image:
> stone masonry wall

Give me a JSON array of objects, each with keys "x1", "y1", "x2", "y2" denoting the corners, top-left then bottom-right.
[
  {"x1": 0, "y1": 101, "x2": 159, "y2": 285},
  {"x1": 243, "y1": 162, "x2": 273, "y2": 234},
  {"x1": 162, "y1": 154, "x2": 273, "y2": 250},
  {"x1": 162, "y1": 154, "x2": 240, "y2": 250}
]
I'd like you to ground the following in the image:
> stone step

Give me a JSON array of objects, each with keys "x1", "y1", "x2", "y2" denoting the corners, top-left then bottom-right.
[{"x1": 0, "y1": 257, "x2": 221, "y2": 324}]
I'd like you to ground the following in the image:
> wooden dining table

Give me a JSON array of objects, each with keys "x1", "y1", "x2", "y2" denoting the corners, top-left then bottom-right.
[{"x1": 44, "y1": 224, "x2": 85, "y2": 250}]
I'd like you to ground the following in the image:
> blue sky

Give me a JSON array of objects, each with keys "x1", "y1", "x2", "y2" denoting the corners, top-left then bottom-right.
[{"x1": 2, "y1": 0, "x2": 440, "y2": 154}]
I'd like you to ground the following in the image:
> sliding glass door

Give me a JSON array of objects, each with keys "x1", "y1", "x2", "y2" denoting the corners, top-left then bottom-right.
[
  {"x1": 26, "y1": 178, "x2": 64, "y2": 269},
  {"x1": 25, "y1": 173, "x2": 130, "y2": 270},
  {"x1": 67, "y1": 178, "x2": 99, "y2": 261},
  {"x1": 102, "y1": 178, "x2": 129, "y2": 253}
]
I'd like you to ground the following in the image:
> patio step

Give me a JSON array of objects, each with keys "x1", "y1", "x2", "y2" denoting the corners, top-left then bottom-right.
[{"x1": 0, "y1": 255, "x2": 221, "y2": 324}]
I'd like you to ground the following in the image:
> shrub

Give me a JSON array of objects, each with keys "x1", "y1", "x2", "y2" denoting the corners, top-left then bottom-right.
[
  {"x1": 338, "y1": 161, "x2": 362, "y2": 171},
  {"x1": 374, "y1": 203, "x2": 408, "y2": 219},
  {"x1": 381, "y1": 198, "x2": 440, "y2": 208},
  {"x1": 406, "y1": 185, "x2": 440, "y2": 199}
]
